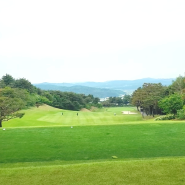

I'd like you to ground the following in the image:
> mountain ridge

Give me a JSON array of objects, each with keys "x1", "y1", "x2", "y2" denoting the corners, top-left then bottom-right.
[{"x1": 34, "y1": 78, "x2": 174, "y2": 98}]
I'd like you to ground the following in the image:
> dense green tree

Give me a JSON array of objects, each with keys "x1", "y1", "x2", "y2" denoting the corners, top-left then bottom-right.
[
  {"x1": 176, "y1": 106, "x2": 185, "y2": 120},
  {"x1": 122, "y1": 95, "x2": 131, "y2": 105},
  {"x1": 93, "y1": 97, "x2": 100, "y2": 104},
  {"x1": 0, "y1": 79, "x2": 6, "y2": 88},
  {"x1": 159, "y1": 93, "x2": 183, "y2": 115},
  {"x1": 101, "y1": 100, "x2": 111, "y2": 107},
  {"x1": 0, "y1": 87, "x2": 25, "y2": 127},
  {"x1": 14, "y1": 78, "x2": 36, "y2": 93},
  {"x1": 1, "y1": 74, "x2": 15, "y2": 87},
  {"x1": 131, "y1": 83, "x2": 166, "y2": 116},
  {"x1": 131, "y1": 87, "x2": 144, "y2": 111},
  {"x1": 170, "y1": 76, "x2": 185, "y2": 94},
  {"x1": 106, "y1": 96, "x2": 123, "y2": 106}
]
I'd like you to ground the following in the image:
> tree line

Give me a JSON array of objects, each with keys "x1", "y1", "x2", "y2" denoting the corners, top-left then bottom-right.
[
  {"x1": 0, "y1": 74, "x2": 101, "y2": 127},
  {"x1": 131, "y1": 76, "x2": 185, "y2": 119},
  {"x1": 1, "y1": 73, "x2": 185, "y2": 127},
  {"x1": 101, "y1": 95, "x2": 131, "y2": 107}
]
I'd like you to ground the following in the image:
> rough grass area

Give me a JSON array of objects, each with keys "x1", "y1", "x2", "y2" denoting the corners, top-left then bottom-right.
[{"x1": 1, "y1": 158, "x2": 185, "y2": 185}]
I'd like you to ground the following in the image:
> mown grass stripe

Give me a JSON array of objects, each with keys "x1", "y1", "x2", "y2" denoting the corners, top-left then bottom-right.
[
  {"x1": 1, "y1": 123, "x2": 185, "y2": 164},
  {"x1": 1, "y1": 157, "x2": 185, "y2": 185}
]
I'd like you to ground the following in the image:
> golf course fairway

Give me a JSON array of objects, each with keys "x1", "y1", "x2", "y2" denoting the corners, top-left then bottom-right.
[{"x1": 1, "y1": 105, "x2": 185, "y2": 184}]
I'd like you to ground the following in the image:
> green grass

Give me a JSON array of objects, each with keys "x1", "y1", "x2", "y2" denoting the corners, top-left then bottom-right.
[
  {"x1": 1, "y1": 158, "x2": 185, "y2": 185},
  {"x1": 1, "y1": 105, "x2": 185, "y2": 184},
  {"x1": 2, "y1": 105, "x2": 142, "y2": 127},
  {"x1": 1, "y1": 123, "x2": 185, "y2": 164}
]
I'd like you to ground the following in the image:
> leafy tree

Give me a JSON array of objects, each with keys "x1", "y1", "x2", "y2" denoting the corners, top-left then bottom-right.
[
  {"x1": 36, "y1": 95, "x2": 51, "y2": 107},
  {"x1": 14, "y1": 78, "x2": 36, "y2": 93},
  {"x1": 131, "y1": 87, "x2": 144, "y2": 111},
  {"x1": 159, "y1": 93, "x2": 183, "y2": 115},
  {"x1": 0, "y1": 87, "x2": 25, "y2": 127},
  {"x1": 113, "y1": 97, "x2": 122, "y2": 106},
  {"x1": 104, "y1": 96, "x2": 123, "y2": 106},
  {"x1": 177, "y1": 107, "x2": 185, "y2": 120},
  {"x1": 0, "y1": 79, "x2": 6, "y2": 88},
  {"x1": 84, "y1": 96, "x2": 92, "y2": 104},
  {"x1": 93, "y1": 97, "x2": 100, "y2": 104},
  {"x1": 101, "y1": 100, "x2": 111, "y2": 107},
  {"x1": 170, "y1": 76, "x2": 185, "y2": 94},
  {"x1": 122, "y1": 95, "x2": 131, "y2": 105},
  {"x1": 1, "y1": 74, "x2": 15, "y2": 87},
  {"x1": 131, "y1": 83, "x2": 166, "y2": 116}
]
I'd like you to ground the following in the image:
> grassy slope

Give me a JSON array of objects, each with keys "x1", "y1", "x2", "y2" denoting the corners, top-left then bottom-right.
[
  {"x1": 1, "y1": 105, "x2": 185, "y2": 184},
  {"x1": 2, "y1": 105, "x2": 142, "y2": 127}
]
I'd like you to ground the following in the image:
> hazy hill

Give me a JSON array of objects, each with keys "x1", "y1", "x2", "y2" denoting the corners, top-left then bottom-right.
[
  {"x1": 34, "y1": 84, "x2": 125, "y2": 98},
  {"x1": 75, "y1": 78, "x2": 174, "y2": 90},
  {"x1": 34, "y1": 78, "x2": 174, "y2": 97}
]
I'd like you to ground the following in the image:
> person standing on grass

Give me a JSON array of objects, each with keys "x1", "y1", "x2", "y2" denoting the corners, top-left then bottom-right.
[{"x1": 77, "y1": 113, "x2": 78, "y2": 116}]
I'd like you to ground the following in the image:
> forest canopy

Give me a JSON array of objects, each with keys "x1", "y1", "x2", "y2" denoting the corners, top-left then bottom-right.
[{"x1": 131, "y1": 75, "x2": 185, "y2": 119}]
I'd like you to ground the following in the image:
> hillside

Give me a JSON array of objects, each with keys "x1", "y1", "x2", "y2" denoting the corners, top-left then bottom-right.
[
  {"x1": 34, "y1": 78, "x2": 174, "y2": 96},
  {"x1": 76, "y1": 78, "x2": 174, "y2": 90},
  {"x1": 34, "y1": 84, "x2": 125, "y2": 98}
]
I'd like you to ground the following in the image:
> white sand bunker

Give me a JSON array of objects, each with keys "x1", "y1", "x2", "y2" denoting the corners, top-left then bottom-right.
[{"x1": 122, "y1": 111, "x2": 137, "y2": 114}]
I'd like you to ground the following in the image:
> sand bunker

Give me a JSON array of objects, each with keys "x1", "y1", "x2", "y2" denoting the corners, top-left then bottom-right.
[
  {"x1": 122, "y1": 111, "x2": 137, "y2": 114},
  {"x1": 80, "y1": 108, "x2": 91, "y2": 112}
]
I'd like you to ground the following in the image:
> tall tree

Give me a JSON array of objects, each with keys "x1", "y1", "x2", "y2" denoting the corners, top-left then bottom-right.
[
  {"x1": 1, "y1": 74, "x2": 15, "y2": 87},
  {"x1": 159, "y1": 93, "x2": 183, "y2": 115},
  {"x1": 0, "y1": 87, "x2": 25, "y2": 127},
  {"x1": 131, "y1": 83, "x2": 166, "y2": 116},
  {"x1": 122, "y1": 95, "x2": 131, "y2": 105},
  {"x1": 170, "y1": 76, "x2": 185, "y2": 94},
  {"x1": 131, "y1": 87, "x2": 144, "y2": 111},
  {"x1": 14, "y1": 78, "x2": 36, "y2": 93}
]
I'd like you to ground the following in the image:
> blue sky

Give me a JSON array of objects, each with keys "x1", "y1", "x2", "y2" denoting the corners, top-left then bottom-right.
[{"x1": 0, "y1": 0, "x2": 185, "y2": 83}]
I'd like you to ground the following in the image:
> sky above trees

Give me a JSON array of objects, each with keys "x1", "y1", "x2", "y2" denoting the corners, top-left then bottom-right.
[{"x1": 0, "y1": 0, "x2": 185, "y2": 83}]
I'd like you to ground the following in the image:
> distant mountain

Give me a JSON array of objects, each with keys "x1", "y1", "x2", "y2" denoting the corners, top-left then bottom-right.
[
  {"x1": 34, "y1": 78, "x2": 174, "y2": 97},
  {"x1": 75, "y1": 78, "x2": 174, "y2": 90},
  {"x1": 38, "y1": 82, "x2": 75, "y2": 87},
  {"x1": 34, "y1": 84, "x2": 125, "y2": 98}
]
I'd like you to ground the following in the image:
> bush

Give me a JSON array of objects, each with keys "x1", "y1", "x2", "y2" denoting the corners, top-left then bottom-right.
[
  {"x1": 155, "y1": 114, "x2": 175, "y2": 121},
  {"x1": 177, "y1": 109, "x2": 185, "y2": 120}
]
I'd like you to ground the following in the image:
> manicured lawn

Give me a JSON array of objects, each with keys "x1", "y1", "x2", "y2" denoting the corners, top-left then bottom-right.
[
  {"x1": 2, "y1": 105, "x2": 142, "y2": 127},
  {"x1": 1, "y1": 123, "x2": 185, "y2": 163},
  {"x1": 1, "y1": 105, "x2": 185, "y2": 184},
  {"x1": 1, "y1": 158, "x2": 185, "y2": 185}
]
